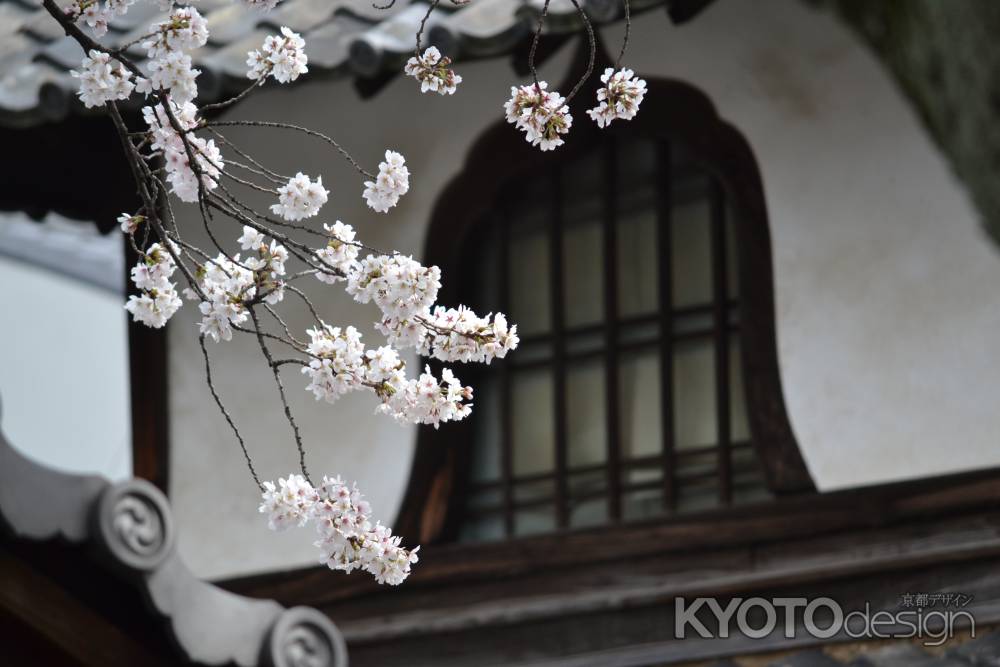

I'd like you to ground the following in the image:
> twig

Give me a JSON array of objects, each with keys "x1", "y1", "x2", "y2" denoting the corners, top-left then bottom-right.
[
  {"x1": 199, "y1": 334, "x2": 263, "y2": 490},
  {"x1": 617, "y1": 0, "x2": 631, "y2": 70},
  {"x1": 204, "y1": 120, "x2": 375, "y2": 179},
  {"x1": 564, "y1": 0, "x2": 596, "y2": 103},
  {"x1": 249, "y1": 307, "x2": 313, "y2": 484},
  {"x1": 528, "y1": 0, "x2": 552, "y2": 95},
  {"x1": 415, "y1": 0, "x2": 441, "y2": 55}
]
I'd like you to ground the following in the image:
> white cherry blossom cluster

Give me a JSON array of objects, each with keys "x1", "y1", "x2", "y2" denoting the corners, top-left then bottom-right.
[
  {"x1": 143, "y1": 101, "x2": 222, "y2": 203},
  {"x1": 504, "y1": 81, "x2": 573, "y2": 151},
  {"x1": 317, "y1": 245, "x2": 519, "y2": 366},
  {"x1": 247, "y1": 27, "x2": 308, "y2": 84},
  {"x1": 142, "y1": 6, "x2": 209, "y2": 58},
  {"x1": 362, "y1": 151, "x2": 410, "y2": 213},
  {"x1": 372, "y1": 306, "x2": 518, "y2": 366},
  {"x1": 140, "y1": 49, "x2": 200, "y2": 103},
  {"x1": 125, "y1": 242, "x2": 183, "y2": 328},
  {"x1": 374, "y1": 365, "x2": 474, "y2": 428},
  {"x1": 270, "y1": 172, "x2": 329, "y2": 221},
  {"x1": 300, "y1": 321, "x2": 474, "y2": 428},
  {"x1": 48, "y1": 0, "x2": 533, "y2": 587},
  {"x1": 70, "y1": 50, "x2": 135, "y2": 108},
  {"x1": 314, "y1": 221, "x2": 360, "y2": 284},
  {"x1": 259, "y1": 474, "x2": 419, "y2": 585},
  {"x1": 66, "y1": 0, "x2": 135, "y2": 38},
  {"x1": 302, "y1": 324, "x2": 368, "y2": 403},
  {"x1": 190, "y1": 226, "x2": 289, "y2": 342},
  {"x1": 418, "y1": 306, "x2": 519, "y2": 364},
  {"x1": 135, "y1": 6, "x2": 208, "y2": 103},
  {"x1": 404, "y1": 46, "x2": 462, "y2": 95},
  {"x1": 191, "y1": 253, "x2": 254, "y2": 342},
  {"x1": 345, "y1": 253, "x2": 441, "y2": 321},
  {"x1": 587, "y1": 67, "x2": 647, "y2": 128}
]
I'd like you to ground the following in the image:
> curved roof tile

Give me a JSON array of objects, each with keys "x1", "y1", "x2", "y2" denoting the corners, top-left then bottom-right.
[{"x1": 0, "y1": 0, "x2": 677, "y2": 127}]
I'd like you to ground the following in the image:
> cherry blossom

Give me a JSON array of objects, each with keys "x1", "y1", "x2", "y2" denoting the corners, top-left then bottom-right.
[
  {"x1": 106, "y1": 0, "x2": 136, "y2": 16},
  {"x1": 125, "y1": 242, "x2": 182, "y2": 328},
  {"x1": 65, "y1": 1, "x2": 111, "y2": 38},
  {"x1": 345, "y1": 253, "x2": 441, "y2": 321},
  {"x1": 189, "y1": 228, "x2": 290, "y2": 342},
  {"x1": 258, "y1": 474, "x2": 319, "y2": 531},
  {"x1": 504, "y1": 81, "x2": 573, "y2": 151},
  {"x1": 194, "y1": 253, "x2": 256, "y2": 342},
  {"x1": 247, "y1": 27, "x2": 308, "y2": 84},
  {"x1": 270, "y1": 173, "x2": 328, "y2": 221},
  {"x1": 238, "y1": 225, "x2": 265, "y2": 251},
  {"x1": 315, "y1": 221, "x2": 360, "y2": 284},
  {"x1": 299, "y1": 317, "x2": 476, "y2": 429},
  {"x1": 302, "y1": 324, "x2": 367, "y2": 403},
  {"x1": 404, "y1": 46, "x2": 462, "y2": 95},
  {"x1": 362, "y1": 151, "x2": 410, "y2": 213},
  {"x1": 375, "y1": 365, "x2": 473, "y2": 428},
  {"x1": 117, "y1": 213, "x2": 143, "y2": 234},
  {"x1": 142, "y1": 101, "x2": 222, "y2": 203},
  {"x1": 260, "y1": 474, "x2": 419, "y2": 585},
  {"x1": 144, "y1": 49, "x2": 201, "y2": 103},
  {"x1": 419, "y1": 306, "x2": 520, "y2": 364},
  {"x1": 70, "y1": 50, "x2": 135, "y2": 108},
  {"x1": 142, "y1": 6, "x2": 209, "y2": 60},
  {"x1": 587, "y1": 67, "x2": 647, "y2": 128}
]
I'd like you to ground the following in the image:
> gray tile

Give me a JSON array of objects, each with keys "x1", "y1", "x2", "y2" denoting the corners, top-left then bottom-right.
[
  {"x1": 0, "y1": 0, "x2": 666, "y2": 126},
  {"x1": 440, "y1": 0, "x2": 529, "y2": 59},
  {"x1": 206, "y1": 4, "x2": 266, "y2": 46},
  {"x1": 199, "y1": 28, "x2": 272, "y2": 79},
  {"x1": 523, "y1": 0, "x2": 588, "y2": 35},
  {"x1": 336, "y1": 0, "x2": 414, "y2": 23},
  {"x1": 20, "y1": 8, "x2": 66, "y2": 42},
  {"x1": 0, "y1": 2, "x2": 40, "y2": 36},
  {"x1": 106, "y1": 1, "x2": 162, "y2": 32},
  {"x1": 35, "y1": 35, "x2": 84, "y2": 70},
  {"x1": 262, "y1": 0, "x2": 340, "y2": 33},
  {"x1": 303, "y1": 16, "x2": 370, "y2": 70}
]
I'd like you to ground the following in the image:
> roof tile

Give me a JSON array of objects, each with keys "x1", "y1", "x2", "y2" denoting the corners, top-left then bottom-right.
[{"x1": 0, "y1": 0, "x2": 667, "y2": 126}]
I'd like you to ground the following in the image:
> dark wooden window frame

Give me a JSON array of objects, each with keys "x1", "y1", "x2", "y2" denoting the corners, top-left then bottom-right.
[
  {"x1": 395, "y1": 49, "x2": 814, "y2": 546},
  {"x1": 456, "y1": 136, "x2": 764, "y2": 536},
  {"x1": 128, "y1": 272, "x2": 171, "y2": 495}
]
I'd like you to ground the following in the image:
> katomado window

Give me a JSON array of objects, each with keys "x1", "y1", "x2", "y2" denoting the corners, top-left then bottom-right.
[{"x1": 395, "y1": 77, "x2": 814, "y2": 545}]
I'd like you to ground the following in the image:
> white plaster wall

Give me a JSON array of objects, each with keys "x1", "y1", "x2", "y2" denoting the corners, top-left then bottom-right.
[
  {"x1": 0, "y1": 252, "x2": 132, "y2": 482},
  {"x1": 168, "y1": 0, "x2": 1000, "y2": 579}
]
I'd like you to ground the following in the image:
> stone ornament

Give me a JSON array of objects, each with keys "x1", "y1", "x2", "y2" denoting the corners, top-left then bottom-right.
[
  {"x1": 95, "y1": 478, "x2": 176, "y2": 572},
  {"x1": 265, "y1": 606, "x2": 348, "y2": 667}
]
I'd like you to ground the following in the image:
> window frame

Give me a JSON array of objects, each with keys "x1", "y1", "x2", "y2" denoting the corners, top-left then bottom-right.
[{"x1": 395, "y1": 63, "x2": 814, "y2": 546}]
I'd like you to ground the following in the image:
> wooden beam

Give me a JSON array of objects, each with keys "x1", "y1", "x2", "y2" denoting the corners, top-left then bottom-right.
[
  {"x1": 0, "y1": 548, "x2": 170, "y2": 666},
  {"x1": 222, "y1": 465, "x2": 1000, "y2": 609}
]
